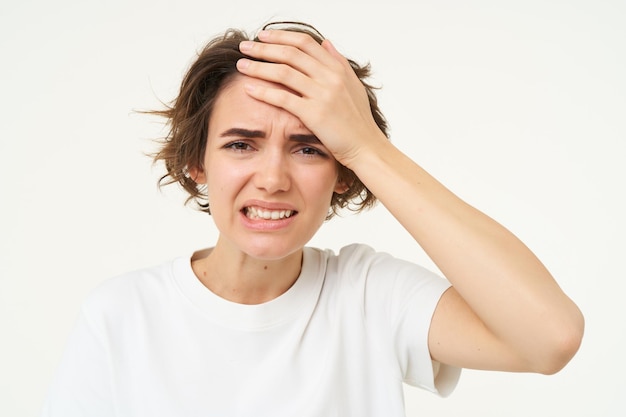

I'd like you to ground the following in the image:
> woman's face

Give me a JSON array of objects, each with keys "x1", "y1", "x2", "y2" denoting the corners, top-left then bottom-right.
[{"x1": 194, "y1": 75, "x2": 346, "y2": 260}]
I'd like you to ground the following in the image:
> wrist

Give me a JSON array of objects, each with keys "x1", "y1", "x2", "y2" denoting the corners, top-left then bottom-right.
[{"x1": 339, "y1": 130, "x2": 394, "y2": 173}]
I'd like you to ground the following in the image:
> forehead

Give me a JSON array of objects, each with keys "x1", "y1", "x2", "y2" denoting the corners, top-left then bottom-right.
[{"x1": 209, "y1": 75, "x2": 309, "y2": 132}]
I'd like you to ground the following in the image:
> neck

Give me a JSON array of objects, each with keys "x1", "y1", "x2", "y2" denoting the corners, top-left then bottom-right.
[{"x1": 192, "y1": 238, "x2": 303, "y2": 305}]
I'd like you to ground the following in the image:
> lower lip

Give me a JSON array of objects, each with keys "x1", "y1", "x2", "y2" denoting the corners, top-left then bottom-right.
[{"x1": 239, "y1": 211, "x2": 297, "y2": 231}]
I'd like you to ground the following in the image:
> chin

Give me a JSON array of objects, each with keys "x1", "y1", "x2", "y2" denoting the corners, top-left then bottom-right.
[{"x1": 241, "y1": 240, "x2": 306, "y2": 262}]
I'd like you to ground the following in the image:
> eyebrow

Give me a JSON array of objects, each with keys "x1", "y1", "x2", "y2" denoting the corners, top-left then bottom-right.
[
  {"x1": 220, "y1": 128, "x2": 322, "y2": 144},
  {"x1": 220, "y1": 128, "x2": 264, "y2": 139}
]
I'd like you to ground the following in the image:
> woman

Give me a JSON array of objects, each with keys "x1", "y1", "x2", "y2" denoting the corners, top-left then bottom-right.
[{"x1": 42, "y1": 21, "x2": 584, "y2": 416}]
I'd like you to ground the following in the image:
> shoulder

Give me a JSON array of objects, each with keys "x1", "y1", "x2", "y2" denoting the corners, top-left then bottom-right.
[
  {"x1": 305, "y1": 243, "x2": 382, "y2": 284},
  {"x1": 308, "y1": 243, "x2": 449, "y2": 303},
  {"x1": 80, "y1": 258, "x2": 182, "y2": 320},
  {"x1": 317, "y1": 243, "x2": 437, "y2": 284},
  {"x1": 313, "y1": 242, "x2": 389, "y2": 270}
]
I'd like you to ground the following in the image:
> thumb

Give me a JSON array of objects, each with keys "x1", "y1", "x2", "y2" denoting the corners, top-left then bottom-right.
[{"x1": 322, "y1": 39, "x2": 350, "y2": 66}]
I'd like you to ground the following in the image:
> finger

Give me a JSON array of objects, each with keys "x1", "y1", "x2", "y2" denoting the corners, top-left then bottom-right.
[
  {"x1": 322, "y1": 39, "x2": 354, "y2": 72},
  {"x1": 242, "y1": 81, "x2": 310, "y2": 121},
  {"x1": 257, "y1": 29, "x2": 338, "y2": 68},
  {"x1": 239, "y1": 40, "x2": 322, "y2": 78},
  {"x1": 236, "y1": 58, "x2": 318, "y2": 99}
]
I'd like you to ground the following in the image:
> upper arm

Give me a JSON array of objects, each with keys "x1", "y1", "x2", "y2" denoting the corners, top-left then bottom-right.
[{"x1": 428, "y1": 286, "x2": 530, "y2": 372}]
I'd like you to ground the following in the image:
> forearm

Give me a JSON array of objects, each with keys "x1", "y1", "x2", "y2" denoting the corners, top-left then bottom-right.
[
  {"x1": 232, "y1": 27, "x2": 583, "y2": 371},
  {"x1": 348, "y1": 138, "x2": 584, "y2": 371}
]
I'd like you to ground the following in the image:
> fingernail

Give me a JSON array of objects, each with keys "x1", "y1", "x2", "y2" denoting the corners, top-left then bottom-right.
[
  {"x1": 258, "y1": 30, "x2": 269, "y2": 40},
  {"x1": 237, "y1": 58, "x2": 250, "y2": 70},
  {"x1": 239, "y1": 41, "x2": 254, "y2": 51}
]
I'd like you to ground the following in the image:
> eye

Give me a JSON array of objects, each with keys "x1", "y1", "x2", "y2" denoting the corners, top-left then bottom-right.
[
  {"x1": 224, "y1": 141, "x2": 254, "y2": 152},
  {"x1": 296, "y1": 146, "x2": 326, "y2": 157}
]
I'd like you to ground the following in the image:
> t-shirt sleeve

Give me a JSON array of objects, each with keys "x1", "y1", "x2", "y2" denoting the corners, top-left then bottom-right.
[
  {"x1": 339, "y1": 244, "x2": 461, "y2": 397},
  {"x1": 393, "y1": 280, "x2": 461, "y2": 396},
  {"x1": 41, "y1": 306, "x2": 115, "y2": 417}
]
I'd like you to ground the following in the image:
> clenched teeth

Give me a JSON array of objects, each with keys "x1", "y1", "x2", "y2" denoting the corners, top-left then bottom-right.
[{"x1": 245, "y1": 206, "x2": 294, "y2": 220}]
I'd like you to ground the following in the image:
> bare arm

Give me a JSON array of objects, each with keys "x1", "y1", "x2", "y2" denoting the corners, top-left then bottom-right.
[
  {"x1": 350, "y1": 140, "x2": 583, "y2": 373},
  {"x1": 236, "y1": 28, "x2": 584, "y2": 374}
]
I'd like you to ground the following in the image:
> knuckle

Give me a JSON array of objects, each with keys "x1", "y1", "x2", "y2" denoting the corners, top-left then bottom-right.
[
  {"x1": 327, "y1": 73, "x2": 344, "y2": 89},
  {"x1": 294, "y1": 34, "x2": 311, "y2": 48},
  {"x1": 330, "y1": 60, "x2": 345, "y2": 73},
  {"x1": 278, "y1": 45, "x2": 297, "y2": 61},
  {"x1": 320, "y1": 90, "x2": 335, "y2": 106},
  {"x1": 282, "y1": 91, "x2": 297, "y2": 108},
  {"x1": 275, "y1": 64, "x2": 291, "y2": 79}
]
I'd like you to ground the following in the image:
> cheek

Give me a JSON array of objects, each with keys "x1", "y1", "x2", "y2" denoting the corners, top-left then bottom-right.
[
  {"x1": 205, "y1": 159, "x2": 247, "y2": 191},
  {"x1": 303, "y1": 168, "x2": 340, "y2": 201}
]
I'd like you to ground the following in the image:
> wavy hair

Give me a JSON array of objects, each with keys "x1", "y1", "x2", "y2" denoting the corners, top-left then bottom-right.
[{"x1": 149, "y1": 21, "x2": 389, "y2": 218}]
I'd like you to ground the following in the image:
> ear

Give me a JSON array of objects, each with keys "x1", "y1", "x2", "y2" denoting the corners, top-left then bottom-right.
[
  {"x1": 334, "y1": 178, "x2": 349, "y2": 194},
  {"x1": 187, "y1": 165, "x2": 207, "y2": 184}
]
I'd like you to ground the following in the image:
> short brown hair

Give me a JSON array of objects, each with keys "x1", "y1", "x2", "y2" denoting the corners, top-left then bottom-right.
[{"x1": 150, "y1": 22, "x2": 389, "y2": 218}]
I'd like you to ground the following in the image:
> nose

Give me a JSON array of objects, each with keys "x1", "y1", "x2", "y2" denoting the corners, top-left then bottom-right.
[{"x1": 253, "y1": 149, "x2": 291, "y2": 194}]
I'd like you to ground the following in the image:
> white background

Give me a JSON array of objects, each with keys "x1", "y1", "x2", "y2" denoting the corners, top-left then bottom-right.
[{"x1": 1, "y1": 0, "x2": 624, "y2": 415}]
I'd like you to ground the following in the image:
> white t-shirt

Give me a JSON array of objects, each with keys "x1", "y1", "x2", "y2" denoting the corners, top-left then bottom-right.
[{"x1": 42, "y1": 243, "x2": 460, "y2": 417}]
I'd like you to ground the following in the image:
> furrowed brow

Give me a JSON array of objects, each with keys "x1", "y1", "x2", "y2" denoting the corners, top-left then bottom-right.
[
  {"x1": 289, "y1": 134, "x2": 322, "y2": 145},
  {"x1": 219, "y1": 129, "x2": 321, "y2": 144},
  {"x1": 220, "y1": 128, "x2": 265, "y2": 138}
]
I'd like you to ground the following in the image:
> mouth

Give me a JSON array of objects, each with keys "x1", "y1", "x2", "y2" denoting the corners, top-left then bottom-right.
[{"x1": 243, "y1": 206, "x2": 297, "y2": 220}]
